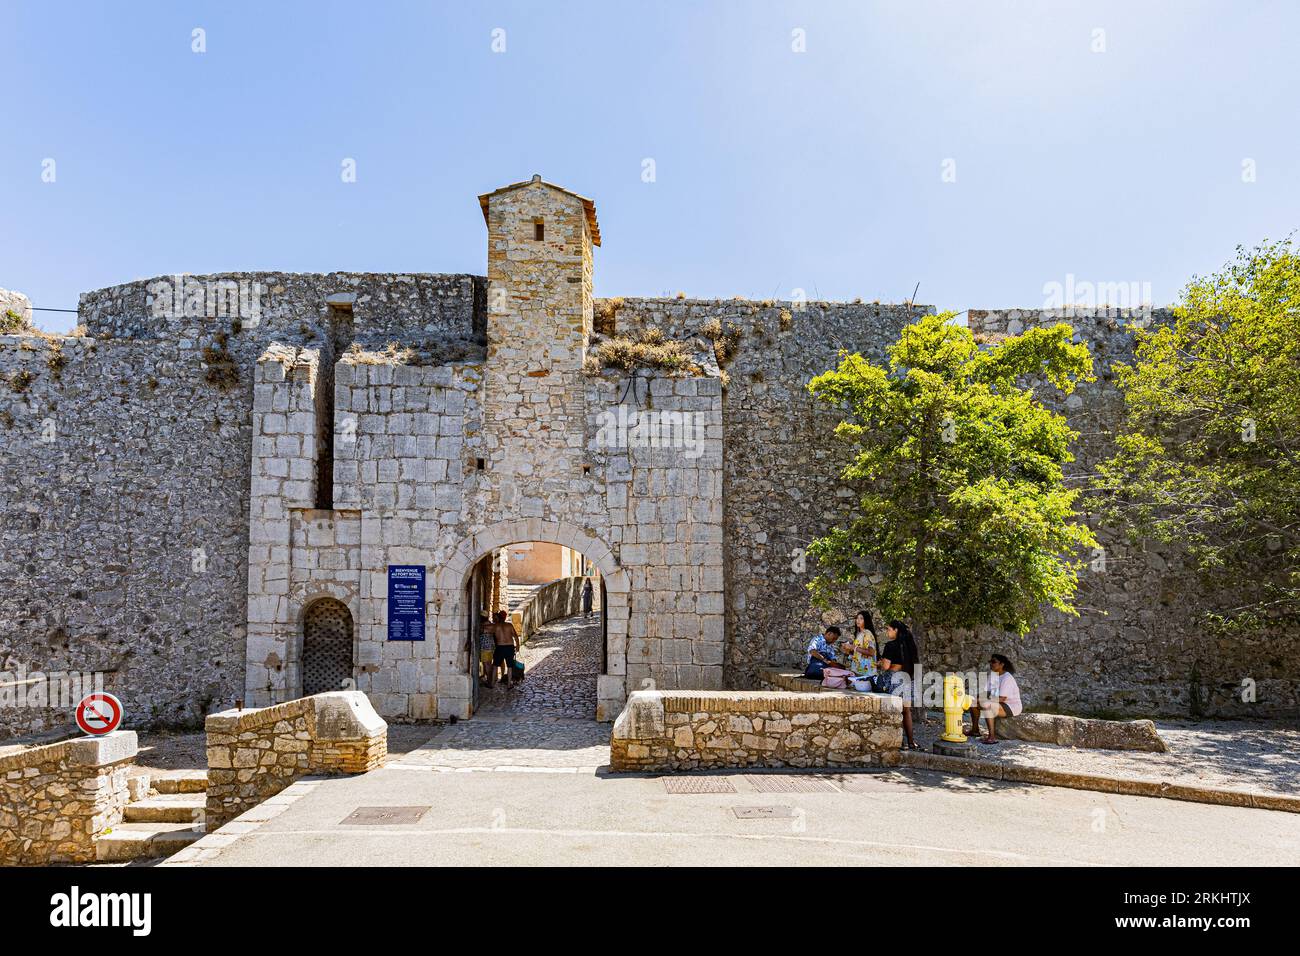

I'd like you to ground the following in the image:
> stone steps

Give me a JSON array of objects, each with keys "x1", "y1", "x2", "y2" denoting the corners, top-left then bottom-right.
[
  {"x1": 94, "y1": 768, "x2": 211, "y2": 862},
  {"x1": 505, "y1": 584, "x2": 543, "y2": 610},
  {"x1": 95, "y1": 822, "x2": 205, "y2": 862},
  {"x1": 124, "y1": 793, "x2": 206, "y2": 824},
  {"x1": 151, "y1": 769, "x2": 208, "y2": 794}
]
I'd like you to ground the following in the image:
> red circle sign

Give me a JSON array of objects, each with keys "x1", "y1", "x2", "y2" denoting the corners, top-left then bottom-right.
[{"x1": 75, "y1": 693, "x2": 123, "y2": 736}]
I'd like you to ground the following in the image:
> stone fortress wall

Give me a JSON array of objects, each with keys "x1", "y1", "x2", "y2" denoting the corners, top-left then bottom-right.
[{"x1": 1, "y1": 180, "x2": 1295, "y2": 739}]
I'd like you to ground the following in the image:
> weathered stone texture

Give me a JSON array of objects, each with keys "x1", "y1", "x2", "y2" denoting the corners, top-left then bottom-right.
[
  {"x1": 3, "y1": 183, "x2": 1296, "y2": 737},
  {"x1": 610, "y1": 689, "x2": 902, "y2": 771},
  {"x1": 0, "y1": 731, "x2": 136, "y2": 864},
  {"x1": 609, "y1": 298, "x2": 922, "y2": 689},
  {"x1": 204, "y1": 691, "x2": 385, "y2": 829}
]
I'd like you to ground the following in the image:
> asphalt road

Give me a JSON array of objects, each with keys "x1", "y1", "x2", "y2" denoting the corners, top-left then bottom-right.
[{"x1": 190, "y1": 762, "x2": 1300, "y2": 867}]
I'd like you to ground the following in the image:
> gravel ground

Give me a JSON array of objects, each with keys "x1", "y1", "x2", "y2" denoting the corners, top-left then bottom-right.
[{"x1": 909, "y1": 712, "x2": 1300, "y2": 796}]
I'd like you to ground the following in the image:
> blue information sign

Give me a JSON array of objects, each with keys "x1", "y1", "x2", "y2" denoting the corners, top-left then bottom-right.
[{"x1": 387, "y1": 565, "x2": 426, "y2": 642}]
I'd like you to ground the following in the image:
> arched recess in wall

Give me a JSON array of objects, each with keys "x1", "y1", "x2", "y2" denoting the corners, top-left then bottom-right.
[{"x1": 301, "y1": 597, "x2": 355, "y2": 696}]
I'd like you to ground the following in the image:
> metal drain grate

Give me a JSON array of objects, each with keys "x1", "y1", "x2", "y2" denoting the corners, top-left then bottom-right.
[
  {"x1": 662, "y1": 776, "x2": 736, "y2": 794},
  {"x1": 744, "y1": 775, "x2": 840, "y2": 794},
  {"x1": 339, "y1": 806, "x2": 430, "y2": 825}
]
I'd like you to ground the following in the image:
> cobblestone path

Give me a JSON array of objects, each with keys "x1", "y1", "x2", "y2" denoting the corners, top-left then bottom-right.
[
  {"x1": 389, "y1": 716, "x2": 610, "y2": 770},
  {"x1": 384, "y1": 612, "x2": 610, "y2": 770},
  {"x1": 478, "y1": 612, "x2": 602, "y2": 719}
]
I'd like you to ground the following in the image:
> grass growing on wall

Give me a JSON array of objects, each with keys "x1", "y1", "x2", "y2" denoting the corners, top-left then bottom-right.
[
  {"x1": 1, "y1": 310, "x2": 30, "y2": 334},
  {"x1": 584, "y1": 327, "x2": 702, "y2": 376}
]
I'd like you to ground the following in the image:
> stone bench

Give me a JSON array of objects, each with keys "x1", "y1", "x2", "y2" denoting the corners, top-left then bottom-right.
[
  {"x1": 757, "y1": 666, "x2": 836, "y2": 694},
  {"x1": 610, "y1": 689, "x2": 902, "y2": 772}
]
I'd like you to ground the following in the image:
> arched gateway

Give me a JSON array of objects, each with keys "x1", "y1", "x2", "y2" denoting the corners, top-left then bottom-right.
[
  {"x1": 242, "y1": 177, "x2": 727, "y2": 723},
  {"x1": 432, "y1": 519, "x2": 630, "y2": 721}
]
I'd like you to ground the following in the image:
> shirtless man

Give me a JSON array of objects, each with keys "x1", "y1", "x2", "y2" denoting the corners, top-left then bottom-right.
[{"x1": 490, "y1": 610, "x2": 520, "y2": 687}]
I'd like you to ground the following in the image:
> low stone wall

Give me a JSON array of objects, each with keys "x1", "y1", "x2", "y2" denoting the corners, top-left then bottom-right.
[
  {"x1": 0, "y1": 731, "x2": 137, "y2": 865},
  {"x1": 512, "y1": 575, "x2": 589, "y2": 643},
  {"x1": 610, "y1": 690, "x2": 902, "y2": 771},
  {"x1": 759, "y1": 666, "x2": 1170, "y2": 752},
  {"x1": 205, "y1": 692, "x2": 386, "y2": 829}
]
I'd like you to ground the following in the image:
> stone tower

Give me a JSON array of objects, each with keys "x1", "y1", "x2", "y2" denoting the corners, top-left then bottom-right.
[{"x1": 477, "y1": 175, "x2": 600, "y2": 505}]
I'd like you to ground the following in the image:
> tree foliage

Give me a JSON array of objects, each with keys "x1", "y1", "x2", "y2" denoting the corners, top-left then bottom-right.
[
  {"x1": 1095, "y1": 240, "x2": 1300, "y2": 633},
  {"x1": 806, "y1": 312, "x2": 1097, "y2": 652}
]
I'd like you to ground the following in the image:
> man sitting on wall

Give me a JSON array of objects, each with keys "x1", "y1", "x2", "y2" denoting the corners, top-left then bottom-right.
[{"x1": 804, "y1": 625, "x2": 843, "y2": 681}]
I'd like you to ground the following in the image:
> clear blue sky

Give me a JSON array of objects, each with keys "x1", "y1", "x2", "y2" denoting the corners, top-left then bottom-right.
[{"x1": 3, "y1": 1, "x2": 1297, "y2": 333}]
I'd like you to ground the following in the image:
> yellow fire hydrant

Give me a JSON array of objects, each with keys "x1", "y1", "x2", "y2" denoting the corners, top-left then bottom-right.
[{"x1": 942, "y1": 673, "x2": 974, "y2": 743}]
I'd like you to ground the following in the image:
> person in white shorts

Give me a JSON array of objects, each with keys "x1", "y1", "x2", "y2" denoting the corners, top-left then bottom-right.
[{"x1": 968, "y1": 653, "x2": 1023, "y2": 744}]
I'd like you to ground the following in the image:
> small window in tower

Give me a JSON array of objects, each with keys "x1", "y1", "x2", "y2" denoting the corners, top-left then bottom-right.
[
  {"x1": 476, "y1": 458, "x2": 486, "y2": 471},
  {"x1": 533, "y1": 218, "x2": 545, "y2": 241}
]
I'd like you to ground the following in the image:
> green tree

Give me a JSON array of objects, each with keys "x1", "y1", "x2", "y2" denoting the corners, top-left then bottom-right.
[
  {"x1": 1095, "y1": 240, "x2": 1300, "y2": 633},
  {"x1": 806, "y1": 312, "x2": 1097, "y2": 660}
]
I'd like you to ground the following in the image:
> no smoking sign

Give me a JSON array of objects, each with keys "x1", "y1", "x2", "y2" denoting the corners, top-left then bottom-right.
[{"x1": 75, "y1": 692, "x2": 123, "y2": 736}]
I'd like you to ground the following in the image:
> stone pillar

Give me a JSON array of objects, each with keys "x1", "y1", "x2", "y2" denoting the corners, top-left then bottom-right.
[
  {"x1": 0, "y1": 731, "x2": 137, "y2": 865},
  {"x1": 205, "y1": 692, "x2": 386, "y2": 829}
]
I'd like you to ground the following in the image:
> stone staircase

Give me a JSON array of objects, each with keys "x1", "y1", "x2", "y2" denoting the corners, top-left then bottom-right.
[
  {"x1": 95, "y1": 769, "x2": 208, "y2": 862},
  {"x1": 505, "y1": 583, "x2": 543, "y2": 611}
]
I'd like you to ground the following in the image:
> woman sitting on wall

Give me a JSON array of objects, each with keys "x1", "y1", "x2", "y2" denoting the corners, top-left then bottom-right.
[
  {"x1": 843, "y1": 611, "x2": 879, "y2": 691},
  {"x1": 878, "y1": 620, "x2": 920, "y2": 750},
  {"x1": 967, "y1": 653, "x2": 1023, "y2": 744}
]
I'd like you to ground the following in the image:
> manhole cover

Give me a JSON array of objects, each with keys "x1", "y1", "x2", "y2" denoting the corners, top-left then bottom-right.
[
  {"x1": 339, "y1": 806, "x2": 430, "y2": 825},
  {"x1": 662, "y1": 776, "x2": 736, "y2": 794},
  {"x1": 733, "y1": 806, "x2": 796, "y2": 819},
  {"x1": 745, "y1": 775, "x2": 839, "y2": 794}
]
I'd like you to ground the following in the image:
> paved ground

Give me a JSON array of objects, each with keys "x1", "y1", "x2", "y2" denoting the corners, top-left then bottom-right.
[
  {"x1": 150, "y1": 612, "x2": 1300, "y2": 866},
  {"x1": 180, "y1": 720, "x2": 1300, "y2": 867},
  {"x1": 131, "y1": 611, "x2": 1300, "y2": 802},
  {"x1": 477, "y1": 612, "x2": 601, "y2": 719},
  {"x1": 909, "y1": 714, "x2": 1300, "y2": 797}
]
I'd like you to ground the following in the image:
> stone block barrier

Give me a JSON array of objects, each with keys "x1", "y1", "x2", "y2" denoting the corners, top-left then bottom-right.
[
  {"x1": 0, "y1": 731, "x2": 138, "y2": 865},
  {"x1": 993, "y1": 712, "x2": 1168, "y2": 752},
  {"x1": 609, "y1": 689, "x2": 902, "y2": 772},
  {"x1": 205, "y1": 692, "x2": 386, "y2": 829}
]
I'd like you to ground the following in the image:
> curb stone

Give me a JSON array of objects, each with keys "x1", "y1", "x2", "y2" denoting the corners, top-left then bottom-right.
[
  {"x1": 157, "y1": 776, "x2": 326, "y2": 866},
  {"x1": 899, "y1": 750, "x2": 1300, "y2": 813}
]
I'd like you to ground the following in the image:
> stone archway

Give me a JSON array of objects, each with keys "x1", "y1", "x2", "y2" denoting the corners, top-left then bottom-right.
[{"x1": 431, "y1": 519, "x2": 629, "y2": 721}]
